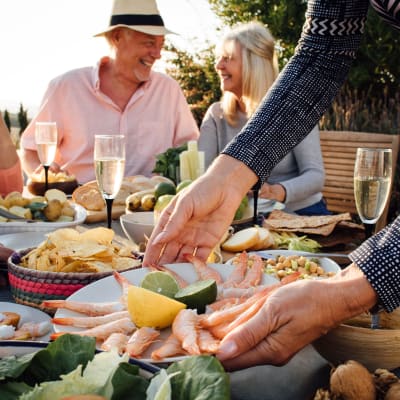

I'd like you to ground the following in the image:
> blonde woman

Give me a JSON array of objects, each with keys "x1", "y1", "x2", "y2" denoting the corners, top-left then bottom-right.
[{"x1": 199, "y1": 21, "x2": 329, "y2": 215}]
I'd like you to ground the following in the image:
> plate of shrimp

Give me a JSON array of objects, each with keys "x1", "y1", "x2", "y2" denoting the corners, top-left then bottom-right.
[{"x1": 44, "y1": 253, "x2": 300, "y2": 363}]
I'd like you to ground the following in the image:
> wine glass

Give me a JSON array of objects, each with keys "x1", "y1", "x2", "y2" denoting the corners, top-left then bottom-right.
[
  {"x1": 35, "y1": 122, "x2": 58, "y2": 191},
  {"x1": 94, "y1": 135, "x2": 125, "y2": 229},
  {"x1": 354, "y1": 148, "x2": 392, "y2": 239}
]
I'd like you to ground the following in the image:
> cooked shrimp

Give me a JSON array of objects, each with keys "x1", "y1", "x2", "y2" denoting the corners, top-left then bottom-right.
[
  {"x1": 100, "y1": 332, "x2": 129, "y2": 353},
  {"x1": 113, "y1": 271, "x2": 133, "y2": 306},
  {"x1": 198, "y1": 329, "x2": 220, "y2": 354},
  {"x1": 217, "y1": 284, "x2": 272, "y2": 300},
  {"x1": 52, "y1": 310, "x2": 130, "y2": 328},
  {"x1": 50, "y1": 317, "x2": 136, "y2": 341},
  {"x1": 201, "y1": 287, "x2": 271, "y2": 328},
  {"x1": 126, "y1": 327, "x2": 160, "y2": 358},
  {"x1": 42, "y1": 300, "x2": 125, "y2": 316},
  {"x1": 222, "y1": 251, "x2": 248, "y2": 288},
  {"x1": 172, "y1": 309, "x2": 201, "y2": 355},
  {"x1": 151, "y1": 333, "x2": 187, "y2": 361},
  {"x1": 0, "y1": 321, "x2": 52, "y2": 340},
  {"x1": 237, "y1": 254, "x2": 264, "y2": 288},
  {"x1": 150, "y1": 264, "x2": 189, "y2": 288},
  {"x1": 211, "y1": 294, "x2": 268, "y2": 339},
  {"x1": 183, "y1": 254, "x2": 223, "y2": 284},
  {"x1": 205, "y1": 297, "x2": 240, "y2": 313},
  {"x1": 217, "y1": 271, "x2": 301, "y2": 299}
]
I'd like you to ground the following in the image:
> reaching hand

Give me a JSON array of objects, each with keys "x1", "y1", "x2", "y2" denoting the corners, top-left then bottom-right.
[
  {"x1": 143, "y1": 155, "x2": 258, "y2": 266},
  {"x1": 217, "y1": 264, "x2": 378, "y2": 371}
]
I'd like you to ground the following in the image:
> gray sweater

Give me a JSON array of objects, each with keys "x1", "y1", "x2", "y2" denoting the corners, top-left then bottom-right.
[{"x1": 198, "y1": 102, "x2": 325, "y2": 212}]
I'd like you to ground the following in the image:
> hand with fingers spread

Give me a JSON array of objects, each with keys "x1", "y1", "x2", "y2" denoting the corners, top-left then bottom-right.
[
  {"x1": 143, "y1": 155, "x2": 258, "y2": 266},
  {"x1": 217, "y1": 263, "x2": 378, "y2": 371}
]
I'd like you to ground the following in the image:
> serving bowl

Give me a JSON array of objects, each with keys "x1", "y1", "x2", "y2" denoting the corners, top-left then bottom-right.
[
  {"x1": 120, "y1": 211, "x2": 154, "y2": 246},
  {"x1": 0, "y1": 203, "x2": 86, "y2": 234},
  {"x1": 312, "y1": 308, "x2": 400, "y2": 371}
]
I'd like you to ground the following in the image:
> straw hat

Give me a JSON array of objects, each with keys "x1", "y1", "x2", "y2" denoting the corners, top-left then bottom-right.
[{"x1": 94, "y1": 0, "x2": 174, "y2": 37}]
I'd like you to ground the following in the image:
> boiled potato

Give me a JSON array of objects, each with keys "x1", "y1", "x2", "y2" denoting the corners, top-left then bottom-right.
[
  {"x1": 44, "y1": 199, "x2": 63, "y2": 221},
  {"x1": 8, "y1": 206, "x2": 32, "y2": 219},
  {"x1": 45, "y1": 188, "x2": 68, "y2": 204},
  {"x1": 61, "y1": 203, "x2": 75, "y2": 218}
]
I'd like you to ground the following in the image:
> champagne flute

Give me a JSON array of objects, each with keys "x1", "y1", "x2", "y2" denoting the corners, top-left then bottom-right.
[
  {"x1": 354, "y1": 148, "x2": 392, "y2": 239},
  {"x1": 354, "y1": 148, "x2": 392, "y2": 329},
  {"x1": 94, "y1": 135, "x2": 125, "y2": 229},
  {"x1": 35, "y1": 122, "x2": 58, "y2": 191}
]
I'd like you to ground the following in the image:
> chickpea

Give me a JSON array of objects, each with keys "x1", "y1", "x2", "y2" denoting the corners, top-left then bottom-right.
[
  {"x1": 278, "y1": 255, "x2": 285, "y2": 263},
  {"x1": 275, "y1": 262, "x2": 285, "y2": 271},
  {"x1": 276, "y1": 270, "x2": 286, "y2": 279},
  {"x1": 297, "y1": 256, "x2": 307, "y2": 267},
  {"x1": 282, "y1": 258, "x2": 292, "y2": 268},
  {"x1": 316, "y1": 266, "x2": 325, "y2": 276},
  {"x1": 266, "y1": 259, "x2": 276, "y2": 266},
  {"x1": 309, "y1": 261, "x2": 318, "y2": 274}
]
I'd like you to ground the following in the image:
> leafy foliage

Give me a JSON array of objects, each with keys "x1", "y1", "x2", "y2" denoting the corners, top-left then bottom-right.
[
  {"x1": 17, "y1": 103, "x2": 29, "y2": 135},
  {"x1": 165, "y1": 43, "x2": 221, "y2": 127}
]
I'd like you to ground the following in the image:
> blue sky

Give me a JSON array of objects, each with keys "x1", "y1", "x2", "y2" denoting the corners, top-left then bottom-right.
[{"x1": 0, "y1": 0, "x2": 220, "y2": 115}]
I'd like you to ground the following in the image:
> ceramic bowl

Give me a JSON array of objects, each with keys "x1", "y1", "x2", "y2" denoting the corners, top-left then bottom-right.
[
  {"x1": 312, "y1": 308, "x2": 400, "y2": 371},
  {"x1": 120, "y1": 212, "x2": 154, "y2": 246}
]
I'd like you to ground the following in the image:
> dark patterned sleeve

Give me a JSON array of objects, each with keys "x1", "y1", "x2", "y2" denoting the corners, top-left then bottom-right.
[
  {"x1": 349, "y1": 217, "x2": 400, "y2": 312},
  {"x1": 222, "y1": 0, "x2": 370, "y2": 184}
]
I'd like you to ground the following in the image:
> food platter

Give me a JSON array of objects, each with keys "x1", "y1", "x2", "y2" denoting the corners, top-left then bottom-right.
[
  {"x1": 54, "y1": 263, "x2": 278, "y2": 363},
  {"x1": 0, "y1": 302, "x2": 53, "y2": 341},
  {"x1": 0, "y1": 203, "x2": 87, "y2": 234}
]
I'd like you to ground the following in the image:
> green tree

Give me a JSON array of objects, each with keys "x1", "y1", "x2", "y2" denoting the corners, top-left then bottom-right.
[
  {"x1": 3, "y1": 109, "x2": 11, "y2": 131},
  {"x1": 165, "y1": 43, "x2": 221, "y2": 127},
  {"x1": 17, "y1": 103, "x2": 29, "y2": 135}
]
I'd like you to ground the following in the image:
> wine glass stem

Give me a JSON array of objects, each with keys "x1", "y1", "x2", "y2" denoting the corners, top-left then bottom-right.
[
  {"x1": 44, "y1": 165, "x2": 49, "y2": 192},
  {"x1": 105, "y1": 198, "x2": 114, "y2": 229},
  {"x1": 364, "y1": 223, "x2": 375, "y2": 239}
]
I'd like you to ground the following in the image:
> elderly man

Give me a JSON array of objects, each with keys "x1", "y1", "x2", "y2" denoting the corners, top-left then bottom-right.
[{"x1": 20, "y1": 0, "x2": 199, "y2": 184}]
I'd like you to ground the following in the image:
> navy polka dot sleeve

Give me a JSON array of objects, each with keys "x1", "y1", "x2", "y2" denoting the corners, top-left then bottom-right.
[{"x1": 221, "y1": 0, "x2": 400, "y2": 311}]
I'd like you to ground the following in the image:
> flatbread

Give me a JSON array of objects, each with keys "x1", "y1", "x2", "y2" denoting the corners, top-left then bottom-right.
[{"x1": 263, "y1": 210, "x2": 354, "y2": 236}]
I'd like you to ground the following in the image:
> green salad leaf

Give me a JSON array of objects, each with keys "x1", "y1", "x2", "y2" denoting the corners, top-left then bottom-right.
[
  {"x1": 0, "y1": 335, "x2": 230, "y2": 400},
  {"x1": 167, "y1": 355, "x2": 230, "y2": 400}
]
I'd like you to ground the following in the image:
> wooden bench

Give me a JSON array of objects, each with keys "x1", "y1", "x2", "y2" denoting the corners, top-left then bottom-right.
[{"x1": 320, "y1": 130, "x2": 399, "y2": 231}]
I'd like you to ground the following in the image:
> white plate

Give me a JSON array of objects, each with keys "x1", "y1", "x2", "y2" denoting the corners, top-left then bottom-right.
[
  {"x1": 0, "y1": 204, "x2": 87, "y2": 235},
  {"x1": 0, "y1": 302, "x2": 53, "y2": 341},
  {"x1": 54, "y1": 263, "x2": 278, "y2": 363},
  {"x1": 0, "y1": 232, "x2": 47, "y2": 252},
  {"x1": 225, "y1": 250, "x2": 341, "y2": 278}
]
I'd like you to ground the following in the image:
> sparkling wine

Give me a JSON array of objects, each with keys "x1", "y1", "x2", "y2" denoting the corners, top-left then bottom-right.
[
  {"x1": 354, "y1": 177, "x2": 391, "y2": 224},
  {"x1": 95, "y1": 157, "x2": 125, "y2": 199},
  {"x1": 36, "y1": 142, "x2": 57, "y2": 166}
]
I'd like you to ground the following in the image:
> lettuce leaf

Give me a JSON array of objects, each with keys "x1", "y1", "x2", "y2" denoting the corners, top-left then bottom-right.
[{"x1": 167, "y1": 356, "x2": 230, "y2": 400}]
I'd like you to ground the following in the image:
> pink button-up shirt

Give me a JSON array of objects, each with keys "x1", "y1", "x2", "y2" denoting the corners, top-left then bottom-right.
[{"x1": 21, "y1": 58, "x2": 199, "y2": 183}]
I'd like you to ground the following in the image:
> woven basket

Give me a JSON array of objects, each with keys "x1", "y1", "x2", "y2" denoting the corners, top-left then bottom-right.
[{"x1": 8, "y1": 248, "x2": 121, "y2": 315}]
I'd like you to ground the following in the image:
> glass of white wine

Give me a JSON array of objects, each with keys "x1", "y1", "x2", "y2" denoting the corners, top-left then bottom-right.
[
  {"x1": 94, "y1": 135, "x2": 125, "y2": 229},
  {"x1": 354, "y1": 147, "x2": 392, "y2": 239},
  {"x1": 35, "y1": 121, "x2": 58, "y2": 191}
]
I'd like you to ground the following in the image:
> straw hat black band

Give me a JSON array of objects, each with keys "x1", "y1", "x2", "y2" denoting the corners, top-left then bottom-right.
[{"x1": 110, "y1": 14, "x2": 165, "y2": 27}]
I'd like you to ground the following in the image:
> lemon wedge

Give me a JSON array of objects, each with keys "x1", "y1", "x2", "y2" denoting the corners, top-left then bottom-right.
[{"x1": 127, "y1": 285, "x2": 186, "y2": 329}]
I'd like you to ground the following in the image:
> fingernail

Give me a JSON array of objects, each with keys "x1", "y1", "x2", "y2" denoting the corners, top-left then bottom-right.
[{"x1": 217, "y1": 341, "x2": 237, "y2": 360}]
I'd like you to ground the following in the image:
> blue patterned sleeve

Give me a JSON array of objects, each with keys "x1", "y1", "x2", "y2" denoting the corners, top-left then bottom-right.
[
  {"x1": 222, "y1": 0, "x2": 370, "y2": 184},
  {"x1": 349, "y1": 217, "x2": 400, "y2": 312}
]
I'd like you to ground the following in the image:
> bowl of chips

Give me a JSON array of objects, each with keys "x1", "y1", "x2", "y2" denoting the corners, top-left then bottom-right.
[{"x1": 7, "y1": 227, "x2": 141, "y2": 314}]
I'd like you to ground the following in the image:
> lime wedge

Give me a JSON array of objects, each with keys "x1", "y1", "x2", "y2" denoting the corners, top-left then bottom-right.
[
  {"x1": 140, "y1": 271, "x2": 180, "y2": 299},
  {"x1": 174, "y1": 279, "x2": 217, "y2": 313}
]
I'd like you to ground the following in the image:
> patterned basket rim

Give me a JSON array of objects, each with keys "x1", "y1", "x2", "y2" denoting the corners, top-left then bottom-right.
[{"x1": 8, "y1": 247, "x2": 136, "y2": 280}]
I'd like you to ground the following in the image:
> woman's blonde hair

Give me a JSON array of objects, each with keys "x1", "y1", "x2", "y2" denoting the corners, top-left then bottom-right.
[{"x1": 219, "y1": 21, "x2": 279, "y2": 126}]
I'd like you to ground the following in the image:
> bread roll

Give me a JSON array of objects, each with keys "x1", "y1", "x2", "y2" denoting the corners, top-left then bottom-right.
[
  {"x1": 249, "y1": 226, "x2": 276, "y2": 250},
  {"x1": 221, "y1": 227, "x2": 260, "y2": 252}
]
